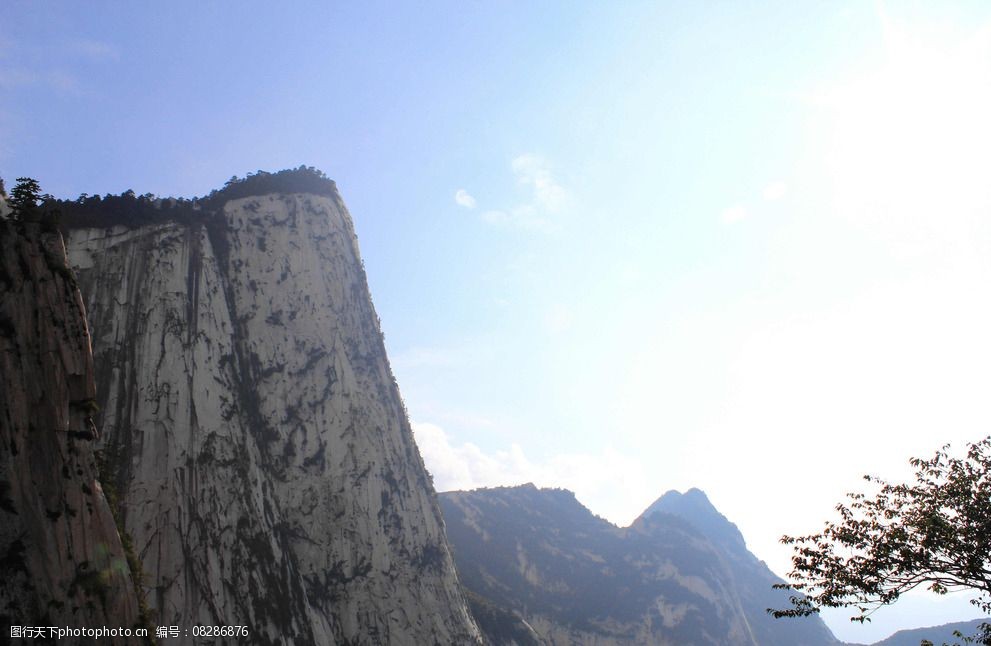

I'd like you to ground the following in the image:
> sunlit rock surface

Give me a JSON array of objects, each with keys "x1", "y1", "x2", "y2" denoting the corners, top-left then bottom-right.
[
  {"x1": 441, "y1": 484, "x2": 840, "y2": 646},
  {"x1": 0, "y1": 218, "x2": 144, "y2": 642},
  {"x1": 65, "y1": 184, "x2": 481, "y2": 645}
]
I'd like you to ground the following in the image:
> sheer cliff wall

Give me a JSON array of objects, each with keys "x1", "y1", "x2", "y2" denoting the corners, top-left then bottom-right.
[{"x1": 65, "y1": 190, "x2": 481, "y2": 645}]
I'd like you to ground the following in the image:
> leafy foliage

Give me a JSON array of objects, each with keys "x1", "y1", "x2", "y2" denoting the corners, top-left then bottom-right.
[
  {"x1": 771, "y1": 437, "x2": 991, "y2": 644},
  {"x1": 207, "y1": 166, "x2": 337, "y2": 204}
]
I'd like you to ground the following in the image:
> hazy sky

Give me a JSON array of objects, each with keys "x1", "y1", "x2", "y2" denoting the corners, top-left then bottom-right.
[{"x1": 6, "y1": 2, "x2": 991, "y2": 641}]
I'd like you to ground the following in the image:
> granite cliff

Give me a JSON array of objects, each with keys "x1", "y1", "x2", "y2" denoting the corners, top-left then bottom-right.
[
  {"x1": 56, "y1": 170, "x2": 481, "y2": 645},
  {"x1": 0, "y1": 205, "x2": 146, "y2": 642},
  {"x1": 440, "y1": 484, "x2": 840, "y2": 646}
]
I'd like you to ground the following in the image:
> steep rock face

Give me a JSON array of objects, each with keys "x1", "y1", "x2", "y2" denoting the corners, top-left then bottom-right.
[
  {"x1": 65, "y1": 187, "x2": 481, "y2": 644},
  {"x1": 634, "y1": 489, "x2": 839, "y2": 646},
  {"x1": 440, "y1": 484, "x2": 838, "y2": 646},
  {"x1": 0, "y1": 217, "x2": 143, "y2": 640}
]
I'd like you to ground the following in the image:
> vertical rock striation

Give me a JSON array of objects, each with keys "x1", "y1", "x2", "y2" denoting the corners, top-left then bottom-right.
[
  {"x1": 0, "y1": 216, "x2": 144, "y2": 641},
  {"x1": 65, "y1": 179, "x2": 481, "y2": 645}
]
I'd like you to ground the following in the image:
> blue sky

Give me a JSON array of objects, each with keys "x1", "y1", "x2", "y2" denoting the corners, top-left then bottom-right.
[{"x1": 6, "y1": 2, "x2": 991, "y2": 641}]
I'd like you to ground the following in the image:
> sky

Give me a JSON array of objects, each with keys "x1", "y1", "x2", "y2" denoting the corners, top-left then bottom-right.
[{"x1": 5, "y1": 1, "x2": 991, "y2": 641}]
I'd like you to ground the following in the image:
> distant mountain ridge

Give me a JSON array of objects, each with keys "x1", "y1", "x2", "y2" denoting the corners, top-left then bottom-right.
[
  {"x1": 440, "y1": 484, "x2": 839, "y2": 645},
  {"x1": 844, "y1": 619, "x2": 989, "y2": 646}
]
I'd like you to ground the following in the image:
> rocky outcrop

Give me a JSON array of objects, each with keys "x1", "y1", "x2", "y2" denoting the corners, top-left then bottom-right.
[
  {"x1": 0, "y1": 216, "x2": 145, "y2": 641},
  {"x1": 440, "y1": 484, "x2": 839, "y2": 646},
  {"x1": 63, "y1": 173, "x2": 481, "y2": 645}
]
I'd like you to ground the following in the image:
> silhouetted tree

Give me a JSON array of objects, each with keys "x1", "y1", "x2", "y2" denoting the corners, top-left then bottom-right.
[
  {"x1": 10, "y1": 177, "x2": 41, "y2": 209},
  {"x1": 771, "y1": 437, "x2": 991, "y2": 645},
  {"x1": 9, "y1": 177, "x2": 42, "y2": 220}
]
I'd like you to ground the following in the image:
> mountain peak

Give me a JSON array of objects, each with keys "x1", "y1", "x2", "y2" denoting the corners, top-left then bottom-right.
[
  {"x1": 636, "y1": 488, "x2": 748, "y2": 553},
  {"x1": 658, "y1": 487, "x2": 711, "y2": 505}
]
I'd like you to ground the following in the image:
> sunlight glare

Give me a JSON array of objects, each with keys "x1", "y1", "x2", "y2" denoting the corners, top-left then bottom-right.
[{"x1": 814, "y1": 15, "x2": 991, "y2": 253}]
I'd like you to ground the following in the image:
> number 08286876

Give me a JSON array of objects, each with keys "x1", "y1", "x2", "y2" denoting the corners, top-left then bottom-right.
[{"x1": 192, "y1": 626, "x2": 249, "y2": 637}]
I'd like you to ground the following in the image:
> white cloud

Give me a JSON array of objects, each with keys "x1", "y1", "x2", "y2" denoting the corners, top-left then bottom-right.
[
  {"x1": 762, "y1": 181, "x2": 788, "y2": 201},
  {"x1": 511, "y1": 153, "x2": 568, "y2": 213},
  {"x1": 720, "y1": 204, "x2": 748, "y2": 224},
  {"x1": 412, "y1": 421, "x2": 529, "y2": 492},
  {"x1": 476, "y1": 154, "x2": 569, "y2": 232},
  {"x1": 412, "y1": 421, "x2": 649, "y2": 525},
  {"x1": 454, "y1": 189, "x2": 476, "y2": 209}
]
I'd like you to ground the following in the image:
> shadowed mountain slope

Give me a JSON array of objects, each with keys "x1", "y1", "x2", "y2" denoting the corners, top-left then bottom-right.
[{"x1": 441, "y1": 484, "x2": 839, "y2": 646}]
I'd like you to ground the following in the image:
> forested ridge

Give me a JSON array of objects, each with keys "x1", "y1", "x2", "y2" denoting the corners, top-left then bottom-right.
[{"x1": 35, "y1": 166, "x2": 340, "y2": 229}]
